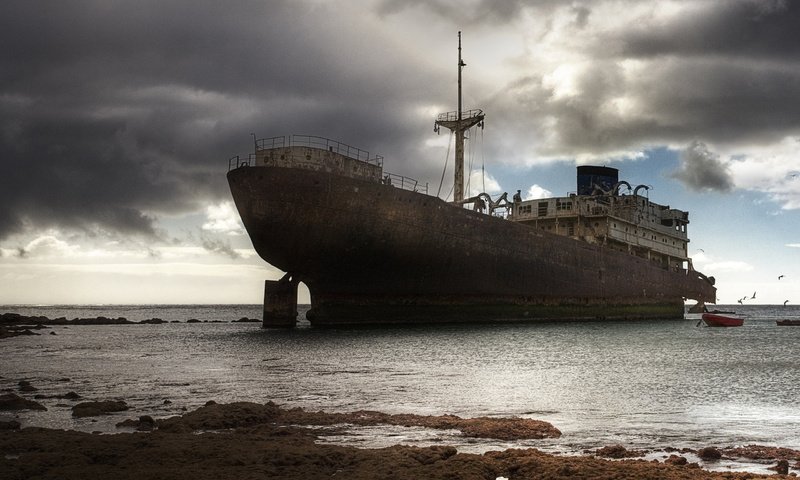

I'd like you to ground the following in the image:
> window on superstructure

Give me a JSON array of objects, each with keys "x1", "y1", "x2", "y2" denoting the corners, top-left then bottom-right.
[
  {"x1": 556, "y1": 200, "x2": 572, "y2": 211},
  {"x1": 538, "y1": 202, "x2": 549, "y2": 216}
]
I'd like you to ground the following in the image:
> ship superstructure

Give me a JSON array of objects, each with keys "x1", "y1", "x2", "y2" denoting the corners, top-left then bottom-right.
[{"x1": 510, "y1": 166, "x2": 695, "y2": 275}]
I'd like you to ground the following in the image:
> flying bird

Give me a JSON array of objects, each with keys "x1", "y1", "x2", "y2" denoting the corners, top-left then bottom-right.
[
  {"x1": 737, "y1": 298, "x2": 744, "y2": 305},
  {"x1": 751, "y1": 292, "x2": 756, "y2": 299},
  {"x1": 779, "y1": 275, "x2": 785, "y2": 280},
  {"x1": 785, "y1": 300, "x2": 790, "y2": 306}
]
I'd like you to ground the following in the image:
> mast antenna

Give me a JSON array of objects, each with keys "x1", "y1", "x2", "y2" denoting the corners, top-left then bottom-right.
[{"x1": 435, "y1": 31, "x2": 485, "y2": 204}]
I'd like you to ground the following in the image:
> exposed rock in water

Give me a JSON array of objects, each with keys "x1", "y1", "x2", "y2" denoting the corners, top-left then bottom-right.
[
  {"x1": 116, "y1": 415, "x2": 156, "y2": 431},
  {"x1": 697, "y1": 447, "x2": 722, "y2": 460},
  {"x1": 233, "y1": 317, "x2": 260, "y2": 323},
  {"x1": 140, "y1": 318, "x2": 166, "y2": 324},
  {"x1": 773, "y1": 459, "x2": 789, "y2": 475},
  {"x1": 594, "y1": 444, "x2": 646, "y2": 458},
  {"x1": 721, "y1": 444, "x2": 800, "y2": 461},
  {"x1": 0, "y1": 392, "x2": 47, "y2": 411},
  {"x1": 18, "y1": 380, "x2": 37, "y2": 392},
  {"x1": 0, "y1": 326, "x2": 41, "y2": 338},
  {"x1": 0, "y1": 312, "x2": 132, "y2": 325},
  {"x1": 70, "y1": 317, "x2": 132, "y2": 325},
  {"x1": 33, "y1": 391, "x2": 81, "y2": 401},
  {"x1": 156, "y1": 401, "x2": 561, "y2": 440},
  {"x1": 665, "y1": 455, "x2": 688, "y2": 466}
]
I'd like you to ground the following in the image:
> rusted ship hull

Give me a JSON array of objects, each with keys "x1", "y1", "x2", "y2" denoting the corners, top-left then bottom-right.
[{"x1": 228, "y1": 166, "x2": 716, "y2": 326}]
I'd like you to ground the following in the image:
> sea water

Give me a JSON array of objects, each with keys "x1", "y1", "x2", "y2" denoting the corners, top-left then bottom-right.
[{"x1": 2, "y1": 304, "x2": 800, "y2": 473}]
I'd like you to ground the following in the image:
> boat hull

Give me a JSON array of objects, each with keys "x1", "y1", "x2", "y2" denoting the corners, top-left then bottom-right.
[
  {"x1": 228, "y1": 166, "x2": 716, "y2": 326},
  {"x1": 702, "y1": 313, "x2": 744, "y2": 327},
  {"x1": 776, "y1": 320, "x2": 800, "y2": 326}
]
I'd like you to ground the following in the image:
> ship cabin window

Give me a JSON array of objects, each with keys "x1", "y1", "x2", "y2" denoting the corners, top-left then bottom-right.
[
  {"x1": 538, "y1": 202, "x2": 549, "y2": 216},
  {"x1": 518, "y1": 204, "x2": 532, "y2": 215},
  {"x1": 568, "y1": 223, "x2": 575, "y2": 236},
  {"x1": 556, "y1": 200, "x2": 572, "y2": 211}
]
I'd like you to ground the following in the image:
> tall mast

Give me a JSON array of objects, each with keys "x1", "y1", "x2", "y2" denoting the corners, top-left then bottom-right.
[{"x1": 435, "y1": 31, "x2": 485, "y2": 204}]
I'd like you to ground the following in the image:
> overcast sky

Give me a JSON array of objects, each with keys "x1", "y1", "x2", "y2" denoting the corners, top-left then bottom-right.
[{"x1": 1, "y1": 0, "x2": 799, "y2": 305}]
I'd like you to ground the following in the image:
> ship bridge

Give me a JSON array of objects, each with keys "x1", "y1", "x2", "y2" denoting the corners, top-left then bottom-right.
[{"x1": 508, "y1": 167, "x2": 693, "y2": 274}]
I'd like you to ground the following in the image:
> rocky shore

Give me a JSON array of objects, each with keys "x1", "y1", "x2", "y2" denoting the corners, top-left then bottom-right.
[
  {"x1": 2, "y1": 387, "x2": 799, "y2": 479},
  {"x1": 0, "y1": 312, "x2": 260, "y2": 338}
]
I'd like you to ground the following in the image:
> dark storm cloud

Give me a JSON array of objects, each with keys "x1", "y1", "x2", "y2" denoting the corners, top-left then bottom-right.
[
  {"x1": 200, "y1": 235, "x2": 240, "y2": 260},
  {"x1": 542, "y1": 0, "x2": 800, "y2": 155},
  {"x1": 0, "y1": 0, "x2": 438, "y2": 241},
  {"x1": 380, "y1": 0, "x2": 800, "y2": 172},
  {"x1": 583, "y1": 0, "x2": 800, "y2": 154},
  {"x1": 3, "y1": 0, "x2": 800, "y2": 241},
  {"x1": 671, "y1": 141, "x2": 734, "y2": 192},
  {"x1": 377, "y1": 0, "x2": 564, "y2": 24},
  {"x1": 616, "y1": 0, "x2": 800, "y2": 60}
]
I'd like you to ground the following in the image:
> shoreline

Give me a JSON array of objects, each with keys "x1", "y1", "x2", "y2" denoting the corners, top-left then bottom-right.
[
  {"x1": 0, "y1": 312, "x2": 260, "y2": 338},
  {"x1": 2, "y1": 394, "x2": 799, "y2": 478}
]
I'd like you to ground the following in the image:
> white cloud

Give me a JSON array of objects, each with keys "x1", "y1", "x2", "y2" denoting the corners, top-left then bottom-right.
[
  {"x1": 19, "y1": 234, "x2": 80, "y2": 258},
  {"x1": 202, "y1": 201, "x2": 244, "y2": 235},
  {"x1": 467, "y1": 169, "x2": 502, "y2": 196},
  {"x1": 726, "y1": 136, "x2": 800, "y2": 210},
  {"x1": 525, "y1": 185, "x2": 552, "y2": 200}
]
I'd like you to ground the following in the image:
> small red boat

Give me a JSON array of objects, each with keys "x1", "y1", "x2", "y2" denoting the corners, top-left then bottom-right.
[
  {"x1": 702, "y1": 312, "x2": 744, "y2": 327},
  {"x1": 776, "y1": 319, "x2": 800, "y2": 326}
]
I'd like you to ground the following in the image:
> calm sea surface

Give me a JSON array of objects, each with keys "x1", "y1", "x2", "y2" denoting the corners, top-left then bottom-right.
[{"x1": 2, "y1": 304, "x2": 800, "y2": 473}]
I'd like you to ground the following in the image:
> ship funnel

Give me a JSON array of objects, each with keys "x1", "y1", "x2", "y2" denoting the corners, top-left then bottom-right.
[{"x1": 577, "y1": 166, "x2": 619, "y2": 196}]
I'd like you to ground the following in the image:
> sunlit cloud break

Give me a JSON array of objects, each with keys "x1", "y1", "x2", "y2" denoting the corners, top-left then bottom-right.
[{"x1": 202, "y1": 202, "x2": 244, "y2": 235}]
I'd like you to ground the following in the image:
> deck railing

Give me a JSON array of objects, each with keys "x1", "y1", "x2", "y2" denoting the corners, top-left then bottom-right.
[
  {"x1": 231, "y1": 136, "x2": 426, "y2": 194},
  {"x1": 436, "y1": 109, "x2": 484, "y2": 122},
  {"x1": 227, "y1": 153, "x2": 257, "y2": 170},
  {"x1": 254, "y1": 135, "x2": 383, "y2": 167},
  {"x1": 383, "y1": 172, "x2": 428, "y2": 194}
]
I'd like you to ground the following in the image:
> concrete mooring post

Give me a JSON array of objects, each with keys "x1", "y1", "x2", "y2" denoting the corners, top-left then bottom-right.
[{"x1": 262, "y1": 274, "x2": 298, "y2": 328}]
